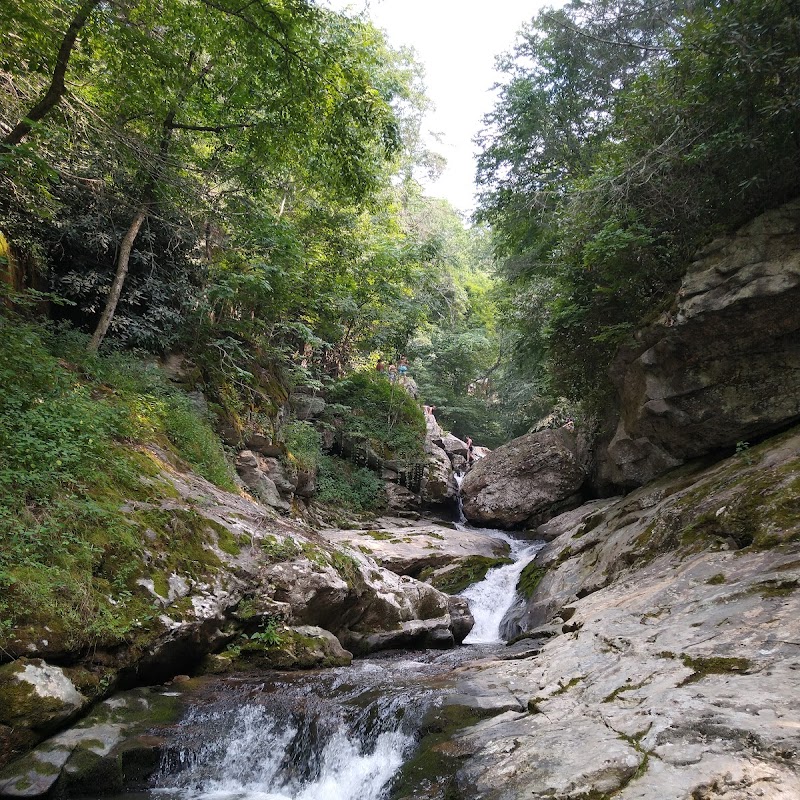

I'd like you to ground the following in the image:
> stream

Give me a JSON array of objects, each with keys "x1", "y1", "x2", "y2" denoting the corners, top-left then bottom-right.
[{"x1": 114, "y1": 525, "x2": 543, "y2": 800}]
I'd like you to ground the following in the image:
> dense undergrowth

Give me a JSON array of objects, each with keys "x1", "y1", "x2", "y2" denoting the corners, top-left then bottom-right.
[{"x1": 0, "y1": 319, "x2": 236, "y2": 650}]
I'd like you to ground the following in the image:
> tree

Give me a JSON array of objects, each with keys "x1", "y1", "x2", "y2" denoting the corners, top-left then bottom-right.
[
  {"x1": 476, "y1": 0, "x2": 800, "y2": 409},
  {"x1": 1, "y1": 0, "x2": 101, "y2": 149}
]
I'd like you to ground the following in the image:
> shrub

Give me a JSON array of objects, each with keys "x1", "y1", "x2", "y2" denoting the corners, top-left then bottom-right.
[
  {"x1": 316, "y1": 455, "x2": 386, "y2": 513},
  {"x1": 326, "y1": 371, "x2": 425, "y2": 459}
]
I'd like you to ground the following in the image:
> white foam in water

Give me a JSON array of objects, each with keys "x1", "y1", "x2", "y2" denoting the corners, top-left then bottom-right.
[
  {"x1": 460, "y1": 529, "x2": 544, "y2": 644},
  {"x1": 158, "y1": 704, "x2": 413, "y2": 800}
]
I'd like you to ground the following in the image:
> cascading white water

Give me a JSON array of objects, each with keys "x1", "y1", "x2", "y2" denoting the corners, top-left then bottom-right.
[
  {"x1": 151, "y1": 658, "x2": 446, "y2": 800},
  {"x1": 155, "y1": 703, "x2": 411, "y2": 800},
  {"x1": 460, "y1": 529, "x2": 545, "y2": 644},
  {"x1": 453, "y1": 471, "x2": 466, "y2": 523},
  {"x1": 145, "y1": 522, "x2": 545, "y2": 800}
]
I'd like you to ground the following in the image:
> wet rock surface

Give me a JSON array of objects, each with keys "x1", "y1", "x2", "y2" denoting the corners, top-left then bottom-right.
[{"x1": 441, "y1": 427, "x2": 800, "y2": 799}]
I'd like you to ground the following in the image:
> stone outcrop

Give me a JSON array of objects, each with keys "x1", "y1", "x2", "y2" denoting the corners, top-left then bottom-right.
[
  {"x1": 0, "y1": 661, "x2": 89, "y2": 768},
  {"x1": 461, "y1": 428, "x2": 586, "y2": 528},
  {"x1": 599, "y1": 198, "x2": 800, "y2": 489},
  {"x1": 410, "y1": 425, "x2": 800, "y2": 799},
  {"x1": 265, "y1": 546, "x2": 467, "y2": 654},
  {"x1": 0, "y1": 686, "x2": 185, "y2": 799},
  {"x1": 320, "y1": 517, "x2": 510, "y2": 580},
  {"x1": 0, "y1": 446, "x2": 472, "y2": 771}
]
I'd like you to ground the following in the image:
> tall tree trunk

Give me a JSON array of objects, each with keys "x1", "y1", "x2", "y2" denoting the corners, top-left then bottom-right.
[
  {"x1": 3, "y1": 0, "x2": 101, "y2": 148},
  {"x1": 86, "y1": 52, "x2": 202, "y2": 352},
  {"x1": 87, "y1": 204, "x2": 148, "y2": 353}
]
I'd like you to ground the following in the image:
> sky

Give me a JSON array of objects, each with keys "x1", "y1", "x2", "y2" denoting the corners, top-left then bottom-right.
[{"x1": 324, "y1": 1, "x2": 559, "y2": 213}]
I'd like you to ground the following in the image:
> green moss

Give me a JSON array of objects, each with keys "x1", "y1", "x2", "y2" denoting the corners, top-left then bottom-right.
[
  {"x1": 389, "y1": 704, "x2": 496, "y2": 800},
  {"x1": 679, "y1": 654, "x2": 751, "y2": 684},
  {"x1": 517, "y1": 561, "x2": 547, "y2": 599},
  {"x1": 602, "y1": 678, "x2": 649, "y2": 703},
  {"x1": 552, "y1": 675, "x2": 583, "y2": 696},
  {"x1": 151, "y1": 572, "x2": 169, "y2": 599},
  {"x1": 330, "y1": 551, "x2": 362, "y2": 588},
  {"x1": 752, "y1": 579, "x2": 798, "y2": 598},
  {"x1": 429, "y1": 556, "x2": 513, "y2": 595},
  {"x1": 260, "y1": 534, "x2": 301, "y2": 562},
  {"x1": 706, "y1": 573, "x2": 726, "y2": 585},
  {"x1": 364, "y1": 530, "x2": 394, "y2": 541}
]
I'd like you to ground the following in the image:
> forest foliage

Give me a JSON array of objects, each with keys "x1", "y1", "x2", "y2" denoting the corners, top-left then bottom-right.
[{"x1": 478, "y1": 0, "x2": 800, "y2": 410}]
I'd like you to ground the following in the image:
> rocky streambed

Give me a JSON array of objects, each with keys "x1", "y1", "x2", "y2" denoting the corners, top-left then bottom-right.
[{"x1": 1, "y1": 425, "x2": 799, "y2": 800}]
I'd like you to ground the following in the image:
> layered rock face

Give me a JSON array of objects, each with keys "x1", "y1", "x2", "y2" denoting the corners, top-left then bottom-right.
[
  {"x1": 420, "y1": 426, "x2": 800, "y2": 800},
  {"x1": 0, "y1": 446, "x2": 469, "y2": 771},
  {"x1": 600, "y1": 199, "x2": 800, "y2": 489},
  {"x1": 461, "y1": 428, "x2": 586, "y2": 528}
]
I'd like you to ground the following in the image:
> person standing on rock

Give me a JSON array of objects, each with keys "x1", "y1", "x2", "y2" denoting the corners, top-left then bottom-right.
[{"x1": 466, "y1": 436, "x2": 474, "y2": 464}]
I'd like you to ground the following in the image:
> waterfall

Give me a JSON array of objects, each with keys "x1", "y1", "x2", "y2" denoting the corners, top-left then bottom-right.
[
  {"x1": 453, "y1": 471, "x2": 466, "y2": 523},
  {"x1": 151, "y1": 657, "x2": 452, "y2": 800},
  {"x1": 145, "y1": 522, "x2": 544, "y2": 800},
  {"x1": 155, "y1": 704, "x2": 410, "y2": 800},
  {"x1": 460, "y1": 529, "x2": 544, "y2": 644}
]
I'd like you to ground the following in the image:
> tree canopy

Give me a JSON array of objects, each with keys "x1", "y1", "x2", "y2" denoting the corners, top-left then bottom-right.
[{"x1": 477, "y1": 0, "x2": 800, "y2": 409}]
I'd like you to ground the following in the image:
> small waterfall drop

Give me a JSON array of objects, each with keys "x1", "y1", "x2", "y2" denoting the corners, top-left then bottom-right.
[
  {"x1": 453, "y1": 471, "x2": 466, "y2": 523},
  {"x1": 150, "y1": 656, "x2": 460, "y2": 800},
  {"x1": 460, "y1": 529, "x2": 544, "y2": 644}
]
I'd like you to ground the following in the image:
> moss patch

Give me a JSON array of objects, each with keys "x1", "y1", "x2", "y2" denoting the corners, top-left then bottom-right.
[
  {"x1": 429, "y1": 556, "x2": 513, "y2": 595},
  {"x1": 679, "y1": 654, "x2": 752, "y2": 685},
  {"x1": 517, "y1": 562, "x2": 548, "y2": 599},
  {"x1": 389, "y1": 704, "x2": 495, "y2": 800}
]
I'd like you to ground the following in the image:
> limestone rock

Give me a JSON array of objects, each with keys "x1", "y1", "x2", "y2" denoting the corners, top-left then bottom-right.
[
  {"x1": 319, "y1": 519, "x2": 509, "y2": 582},
  {"x1": 0, "y1": 660, "x2": 88, "y2": 766},
  {"x1": 385, "y1": 482, "x2": 422, "y2": 513},
  {"x1": 434, "y1": 433, "x2": 469, "y2": 459},
  {"x1": 436, "y1": 427, "x2": 800, "y2": 799},
  {"x1": 235, "y1": 450, "x2": 290, "y2": 510},
  {"x1": 461, "y1": 428, "x2": 586, "y2": 528},
  {"x1": 422, "y1": 441, "x2": 454, "y2": 504},
  {"x1": 600, "y1": 198, "x2": 800, "y2": 489},
  {"x1": 289, "y1": 392, "x2": 326, "y2": 420},
  {"x1": 244, "y1": 432, "x2": 283, "y2": 457},
  {"x1": 0, "y1": 687, "x2": 184, "y2": 798}
]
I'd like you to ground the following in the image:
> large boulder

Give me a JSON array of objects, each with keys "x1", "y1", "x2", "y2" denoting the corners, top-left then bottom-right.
[
  {"x1": 0, "y1": 661, "x2": 89, "y2": 767},
  {"x1": 235, "y1": 450, "x2": 291, "y2": 510},
  {"x1": 264, "y1": 549, "x2": 463, "y2": 655},
  {"x1": 599, "y1": 198, "x2": 800, "y2": 489},
  {"x1": 461, "y1": 428, "x2": 586, "y2": 529},
  {"x1": 422, "y1": 441, "x2": 454, "y2": 504}
]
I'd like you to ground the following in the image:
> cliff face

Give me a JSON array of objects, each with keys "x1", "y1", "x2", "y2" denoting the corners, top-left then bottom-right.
[{"x1": 598, "y1": 199, "x2": 800, "y2": 490}]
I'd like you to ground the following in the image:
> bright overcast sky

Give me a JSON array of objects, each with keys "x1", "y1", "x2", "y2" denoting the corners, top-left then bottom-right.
[{"x1": 324, "y1": 0, "x2": 560, "y2": 213}]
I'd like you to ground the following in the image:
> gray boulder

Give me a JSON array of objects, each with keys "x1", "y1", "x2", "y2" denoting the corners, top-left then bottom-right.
[
  {"x1": 0, "y1": 660, "x2": 88, "y2": 767},
  {"x1": 461, "y1": 428, "x2": 586, "y2": 528},
  {"x1": 289, "y1": 392, "x2": 326, "y2": 420},
  {"x1": 599, "y1": 198, "x2": 800, "y2": 489},
  {"x1": 235, "y1": 450, "x2": 291, "y2": 510},
  {"x1": 422, "y1": 441, "x2": 454, "y2": 504}
]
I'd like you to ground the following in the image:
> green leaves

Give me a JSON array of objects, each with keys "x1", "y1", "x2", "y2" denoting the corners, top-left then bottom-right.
[{"x1": 477, "y1": 0, "x2": 800, "y2": 409}]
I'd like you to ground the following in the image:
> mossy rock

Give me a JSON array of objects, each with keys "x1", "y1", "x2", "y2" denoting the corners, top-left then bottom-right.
[
  {"x1": 430, "y1": 556, "x2": 513, "y2": 595},
  {"x1": 389, "y1": 704, "x2": 499, "y2": 800},
  {"x1": 0, "y1": 660, "x2": 87, "y2": 734},
  {"x1": 517, "y1": 561, "x2": 548, "y2": 599},
  {"x1": 224, "y1": 626, "x2": 352, "y2": 670}
]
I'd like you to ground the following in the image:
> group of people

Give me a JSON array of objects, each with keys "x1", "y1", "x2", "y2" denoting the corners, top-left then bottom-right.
[{"x1": 375, "y1": 355, "x2": 409, "y2": 383}]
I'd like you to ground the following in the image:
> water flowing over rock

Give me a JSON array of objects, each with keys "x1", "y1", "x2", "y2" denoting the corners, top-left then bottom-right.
[
  {"x1": 599, "y1": 198, "x2": 800, "y2": 489},
  {"x1": 461, "y1": 428, "x2": 586, "y2": 528}
]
